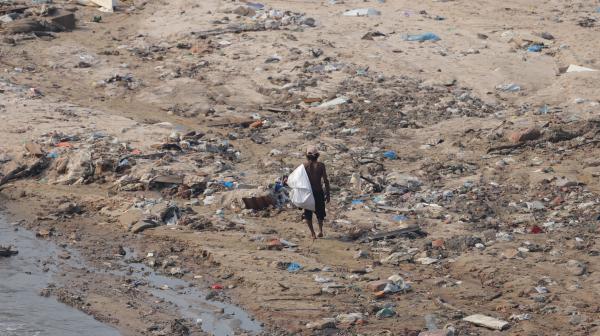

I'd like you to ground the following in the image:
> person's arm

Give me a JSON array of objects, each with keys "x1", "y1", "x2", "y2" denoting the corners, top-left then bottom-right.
[{"x1": 322, "y1": 164, "x2": 331, "y2": 203}]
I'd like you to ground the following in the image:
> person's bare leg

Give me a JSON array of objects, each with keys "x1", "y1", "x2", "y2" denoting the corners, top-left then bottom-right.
[
  {"x1": 317, "y1": 219, "x2": 324, "y2": 237},
  {"x1": 305, "y1": 219, "x2": 317, "y2": 239}
]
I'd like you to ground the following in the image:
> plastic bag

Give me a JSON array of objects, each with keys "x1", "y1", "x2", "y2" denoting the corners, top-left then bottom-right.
[{"x1": 287, "y1": 164, "x2": 315, "y2": 211}]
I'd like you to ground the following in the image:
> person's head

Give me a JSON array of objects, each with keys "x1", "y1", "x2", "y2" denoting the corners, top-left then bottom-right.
[{"x1": 306, "y1": 146, "x2": 319, "y2": 162}]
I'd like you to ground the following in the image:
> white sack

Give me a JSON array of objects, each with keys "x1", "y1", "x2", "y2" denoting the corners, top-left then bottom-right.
[{"x1": 288, "y1": 164, "x2": 315, "y2": 211}]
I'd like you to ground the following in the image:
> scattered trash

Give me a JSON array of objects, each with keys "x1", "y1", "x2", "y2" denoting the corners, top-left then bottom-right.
[
  {"x1": 530, "y1": 225, "x2": 543, "y2": 234},
  {"x1": 83, "y1": 0, "x2": 115, "y2": 13},
  {"x1": 404, "y1": 32, "x2": 441, "y2": 42},
  {"x1": 306, "y1": 318, "x2": 336, "y2": 330},
  {"x1": 527, "y1": 44, "x2": 543, "y2": 52},
  {"x1": 383, "y1": 150, "x2": 398, "y2": 160},
  {"x1": 343, "y1": 8, "x2": 381, "y2": 17},
  {"x1": 496, "y1": 83, "x2": 521, "y2": 92},
  {"x1": 317, "y1": 96, "x2": 349, "y2": 109},
  {"x1": 242, "y1": 196, "x2": 275, "y2": 210},
  {"x1": 376, "y1": 307, "x2": 396, "y2": 319},
  {"x1": 565, "y1": 64, "x2": 598, "y2": 73},
  {"x1": 287, "y1": 262, "x2": 302, "y2": 272},
  {"x1": 463, "y1": 314, "x2": 509, "y2": 331}
]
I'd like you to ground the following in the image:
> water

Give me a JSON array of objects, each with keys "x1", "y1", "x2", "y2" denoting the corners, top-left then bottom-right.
[
  {"x1": 0, "y1": 216, "x2": 121, "y2": 336},
  {"x1": 0, "y1": 214, "x2": 262, "y2": 336},
  {"x1": 122, "y1": 261, "x2": 262, "y2": 335}
]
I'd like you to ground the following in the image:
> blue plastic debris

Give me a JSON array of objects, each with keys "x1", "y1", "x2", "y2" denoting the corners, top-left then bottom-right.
[
  {"x1": 287, "y1": 262, "x2": 302, "y2": 272},
  {"x1": 274, "y1": 182, "x2": 283, "y2": 192},
  {"x1": 351, "y1": 200, "x2": 365, "y2": 205},
  {"x1": 383, "y1": 150, "x2": 398, "y2": 160},
  {"x1": 392, "y1": 215, "x2": 408, "y2": 222},
  {"x1": 46, "y1": 151, "x2": 58, "y2": 159},
  {"x1": 527, "y1": 44, "x2": 543, "y2": 52},
  {"x1": 404, "y1": 32, "x2": 440, "y2": 42},
  {"x1": 539, "y1": 105, "x2": 549, "y2": 114},
  {"x1": 222, "y1": 181, "x2": 235, "y2": 189}
]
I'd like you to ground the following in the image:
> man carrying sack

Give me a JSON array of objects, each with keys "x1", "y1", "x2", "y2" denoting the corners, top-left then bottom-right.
[{"x1": 287, "y1": 145, "x2": 331, "y2": 239}]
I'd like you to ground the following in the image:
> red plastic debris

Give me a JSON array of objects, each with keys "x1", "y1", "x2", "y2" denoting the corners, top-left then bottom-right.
[
  {"x1": 530, "y1": 225, "x2": 543, "y2": 234},
  {"x1": 211, "y1": 284, "x2": 223, "y2": 290},
  {"x1": 131, "y1": 149, "x2": 142, "y2": 155},
  {"x1": 56, "y1": 141, "x2": 72, "y2": 148}
]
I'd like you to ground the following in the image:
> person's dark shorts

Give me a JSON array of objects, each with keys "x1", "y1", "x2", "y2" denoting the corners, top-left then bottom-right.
[{"x1": 303, "y1": 191, "x2": 326, "y2": 221}]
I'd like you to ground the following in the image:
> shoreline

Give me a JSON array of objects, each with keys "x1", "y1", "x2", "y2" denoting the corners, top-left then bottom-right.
[{"x1": 1, "y1": 0, "x2": 600, "y2": 335}]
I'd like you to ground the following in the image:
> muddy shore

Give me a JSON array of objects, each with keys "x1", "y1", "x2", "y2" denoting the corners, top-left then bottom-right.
[{"x1": 2, "y1": 0, "x2": 600, "y2": 335}]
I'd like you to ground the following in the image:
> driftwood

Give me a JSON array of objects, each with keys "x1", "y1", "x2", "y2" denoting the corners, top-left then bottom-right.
[
  {"x1": 194, "y1": 24, "x2": 266, "y2": 39},
  {"x1": 486, "y1": 141, "x2": 528, "y2": 154},
  {"x1": 0, "y1": 5, "x2": 29, "y2": 15},
  {"x1": 368, "y1": 225, "x2": 425, "y2": 241},
  {"x1": 0, "y1": 157, "x2": 49, "y2": 186},
  {"x1": 208, "y1": 119, "x2": 256, "y2": 128}
]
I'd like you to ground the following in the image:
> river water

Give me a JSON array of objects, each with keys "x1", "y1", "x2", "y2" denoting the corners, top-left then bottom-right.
[
  {"x1": 0, "y1": 215, "x2": 121, "y2": 336},
  {"x1": 0, "y1": 213, "x2": 262, "y2": 336}
]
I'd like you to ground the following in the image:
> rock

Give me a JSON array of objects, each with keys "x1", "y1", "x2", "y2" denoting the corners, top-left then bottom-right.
[
  {"x1": 0, "y1": 245, "x2": 18, "y2": 257},
  {"x1": 540, "y1": 32, "x2": 554, "y2": 40},
  {"x1": 131, "y1": 219, "x2": 160, "y2": 233},
  {"x1": 501, "y1": 249, "x2": 521, "y2": 259},
  {"x1": 58, "y1": 251, "x2": 71, "y2": 260},
  {"x1": 569, "y1": 314, "x2": 583, "y2": 326},
  {"x1": 56, "y1": 202, "x2": 81, "y2": 215},
  {"x1": 507, "y1": 128, "x2": 541, "y2": 143},
  {"x1": 463, "y1": 314, "x2": 509, "y2": 330},
  {"x1": 554, "y1": 177, "x2": 578, "y2": 188},
  {"x1": 566, "y1": 260, "x2": 586, "y2": 276},
  {"x1": 366, "y1": 280, "x2": 389, "y2": 292},
  {"x1": 381, "y1": 251, "x2": 413, "y2": 264},
  {"x1": 417, "y1": 257, "x2": 439, "y2": 265},
  {"x1": 119, "y1": 208, "x2": 144, "y2": 229},
  {"x1": 306, "y1": 318, "x2": 336, "y2": 330},
  {"x1": 36, "y1": 228, "x2": 52, "y2": 238},
  {"x1": 169, "y1": 267, "x2": 184, "y2": 277},
  {"x1": 49, "y1": 11, "x2": 75, "y2": 31},
  {"x1": 116, "y1": 245, "x2": 126, "y2": 256},
  {"x1": 25, "y1": 142, "x2": 43, "y2": 156},
  {"x1": 233, "y1": 6, "x2": 256, "y2": 17},
  {"x1": 386, "y1": 172, "x2": 422, "y2": 190},
  {"x1": 335, "y1": 313, "x2": 364, "y2": 325},
  {"x1": 354, "y1": 250, "x2": 368, "y2": 259},
  {"x1": 431, "y1": 239, "x2": 444, "y2": 248}
]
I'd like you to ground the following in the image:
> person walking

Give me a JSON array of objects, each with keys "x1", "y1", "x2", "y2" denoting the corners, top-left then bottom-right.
[{"x1": 302, "y1": 146, "x2": 330, "y2": 239}]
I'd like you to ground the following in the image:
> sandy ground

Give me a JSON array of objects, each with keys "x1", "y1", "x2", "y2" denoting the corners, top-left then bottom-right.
[{"x1": 2, "y1": 0, "x2": 600, "y2": 335}]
